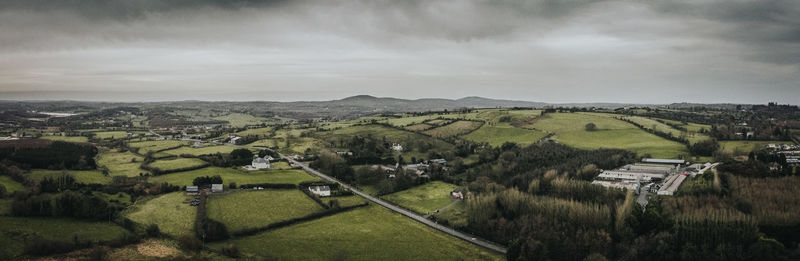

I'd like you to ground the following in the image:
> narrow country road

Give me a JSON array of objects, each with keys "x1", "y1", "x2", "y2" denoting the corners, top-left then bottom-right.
[{"x1": 281, "y1": 155, "x2": 509, "y2": 254}]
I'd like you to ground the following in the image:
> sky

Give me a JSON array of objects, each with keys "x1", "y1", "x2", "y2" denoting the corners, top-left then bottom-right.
[{"x1": 0, "y1": 0, "x2": 798, "y2": 104}]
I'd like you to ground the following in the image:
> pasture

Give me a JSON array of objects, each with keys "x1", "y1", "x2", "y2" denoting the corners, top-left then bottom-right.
[
  {"x1": 93, "y1": 131, "x2": 129, "y2": 140},
  {"x1": 382, "y1": 181, "x2": 458, "y2": 214},
  {"x1": 325, "y1": 124, "x2": 454, "y2": 159},
  {"x1": 405, "y1": 123, "x2": 433, "y2": 131},
  {"x1": 433, "y1": 201, "x2": 467, "y2": 228},
  {"x1": 146, "y1": 158, "x2": 209, "y2": 172},
  {"x1": 235, "y1": 127, "x2": 273, "y2": 137},
  {"x1": 209, "y1": 205, "x2": 501, "y2": 260},
  {"x1": 213, "y1": 113, "x2": 270, "y2": 128},
  {"x1": 126, "y1": 192, "x2": 196, "y2": 237},
  {"x1": 622, "y1": 116, "x2": 711, "y2": 144},
  {"x1": 322, "y1": 195, "x2": 367, "y2": 208},
  {"x1": 0, "y1": 175, "x2": 25, "y2": 193},
  {"x1": 27, "y1": 169, "x2": 111, "y2": 184},
  {"x1": 0, "y1": 217, "x2": 130, "y2": 259},
  {"x1": 423, "y1": 121, "x2": 483, "y2": 138},
  {"x1": 463, "y1": 125, "x2": 548, "y2": 147},
  {"x1": 96, "y1": 150, "x2": 148, "y2": 177},
  {"x1": 128, "y1": 140, "x2": 188, "y2": 154},
  {"x1": 719, "y1": 140, "x2": 793, "y2": 156},
  {"x1": 208, "y1": 190, "x2": 325, "y2": 232},
  {"x1": 161, "y1": 145, "x2": 240, "y2": 156},
  {"x1": 39, "y1": 135, "x2": 89, "y2": 143},
  {"x1": 531, "y1": 113, "x2": 689, "y2": 158},
  {"x1": 147, "y1": 167, "x2": 320, "y2": 186}
]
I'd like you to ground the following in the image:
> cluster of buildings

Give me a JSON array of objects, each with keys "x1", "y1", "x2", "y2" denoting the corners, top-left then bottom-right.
[
  {"x1": 379, "y1": 158, "x2": 448, "y2": 178},
  {"x1": 592, "y1": 158, "x2": 716, "y2": 196},
  {"x1": 243, "y1": 156, "x2": 274, "y2": 170},
  {"x1": 766, "y1": 144, "x2": 800, "y2": 165}
]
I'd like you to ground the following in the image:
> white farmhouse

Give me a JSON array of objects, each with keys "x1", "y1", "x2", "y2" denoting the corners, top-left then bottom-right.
[
  {"x1": 308, "y1": 185, "x2": 331, "y2": 197},
  {"x1": 244, "y1": 156, "x2": 271, "y2": 170}
]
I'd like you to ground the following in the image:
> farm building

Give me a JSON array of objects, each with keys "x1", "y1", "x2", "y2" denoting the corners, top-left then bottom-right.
[
  {"x1": 657, "y1": 174, "x2": 688, "y2": 196},
  {"x1": 451, "y1": 191, "x2": 463, "y2": 199},
  {"x1": 228, "y1": 136, "x2": 241, "y2": 145},
  {"x1": 391, "y1": 143, "x2": 403, "y2": 152},
  {"x1": 244, "y1": 156, "x2": 271, "y2": 170},
  {"x1": 186, "y1": 186, "x2": 199, "y2": 195},
  {"x1": 429, "y1": 158, "x2": 447, "y2": 165},
  {"x1": 211, "y1": 184, "x2": 223, "y2": 193},
  {"x1": 591, "y1": 180, "x2": 640, "y2": 192},
  {"x1": 308, "y1": 185, "x2": 331, "y2": 197},
  {"x1": 641, "y1": 158, "x2": 685, "y2": 165},
  {"x1": 619, "y1": 164, "x2": 674, "y2": 175},
  {"x1": 597, "y1": 170, "x2": 665, "y2": 181}
]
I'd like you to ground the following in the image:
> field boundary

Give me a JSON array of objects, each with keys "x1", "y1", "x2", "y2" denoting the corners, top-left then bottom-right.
[{"x1": 227, "y1": 203, "x2": 369, "y2": 239}]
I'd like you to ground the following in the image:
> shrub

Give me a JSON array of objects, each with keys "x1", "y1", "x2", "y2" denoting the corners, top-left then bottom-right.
[
  {"x1": 585, "y1": 122, "x2": 597, "y2": 131},
  {"x1": 24, "y1": 238, "x2": 73, "y2": 256},
  {"x1": 146, "y1": 224, "x2": 161, "y2": 237},
  {"x1": 177, "y1": 233, "x2": 203, "y2": 252},
  {"x1": 222, "y1": 244, "x2": 240, "y2": 258},
  {"x1": 87, "y1": 246, "x2": 109, "y2": 261}
]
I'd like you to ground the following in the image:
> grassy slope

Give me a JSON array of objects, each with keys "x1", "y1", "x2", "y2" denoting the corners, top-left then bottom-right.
[
  {"x1": 381, "y1": 181, "x2": 458, "y2": 214},
  {"x1": 126, "y1": 192, "x2": 196, "y2": 237},
  {"x1": 161, "y1": 146, "x2": 240, "y2": 156},
  {"x1": 321, "y1": 195, "x2": 367, "y2": 208},
  {"x1": 209, "y1": 205, "x2": 501, "y2": 261},
  {"x1": 147, "y1": 158, "x2": 208, "y2": 172},
  {"x1": 148, "y1": 167, "x2": 320, "y2": 186},
  {"x1": 719, "y1": 140, "x2": 794, "y2": 156},
  {"x1": 93, "y1": 131, "x2": 128, "y2": 140},
  {"x1": 622, "y1": 115, "x2": 711, "y2": 144},
  {"x1": 0, "y1": 175, "x2": 25, "y2": 193},
  {"x1": 27, "y1": 169, "x2": 111, "y2": 184},
  {"x1": 463, "y1": 125, "x2": 548, "y2": 147},
  {"x1": 532, "y1": 112, "x2": 688, "y2": 158},
  {"x1": 0, "y1": 217, "x2": 129, "y2": 259},
  {"x1": 40, "y1": 135, "x2": 89, "y2": 143},
  {"x1": 96, "y1": 150, "x2": 147, "y2": 177},
  {"x1": 208, "y1": 190, "x2": 325, "y2": 232},
  {"x1": 423, "y1": 121, "x2": 483, "y2": 138},
  {"x1": 128, "y1": 140, "x2": 188, "y2": 154}
]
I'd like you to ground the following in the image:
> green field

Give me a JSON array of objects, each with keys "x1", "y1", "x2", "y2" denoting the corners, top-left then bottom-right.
[
  {"x1": 93, "y1": 131, "x2": 129, "y2": 140},
  {"x1": 93, "y1": 191, "x2": 133, "y2": 205},
  {"x1": 433, "y1": 201, "x2": 467, "y2": 228},
  {"x1": 531, "y1": 113, "x2": 689, "y2": 158},
  {"x1": 148, "y1": 167, "x2": 320, "y2": 186},
  {"x1": 719, "y1": 140, "x2": 793, "y2": 156},
  {"x1": 463, "y1": 125, "x2": 549, "y2": 147},
  {"x1": 325, "y1": 124, "x2": 454, "y2": 160},
  {"x1": 161, "y1": 145, "x2": 240, "y2": 156},
  {"x1": 40, "y1": 135, "x2": 89, "y2": 143},
  {"x1": 147, "y1": 158, "x2": 208, "y2": 172},
  {"x1": 126, "y1": 192, "x2": 196, "y2": 237},
  {"x1": 210, "y1": 205, "x2": 501, "y2": 260},
  {"x1": 235, "y1": 127, "x2": 273, "y2": 137},
  {"x1": 423, "y1": 121, "x2": 483, "y2": 138},
  {"x1": 213, "y1": 113, "x2": 270, "y2": 128},
  {"x1": 622, "y1": 116, "x2": 711, "y2": 144},
  {"x1": 405, "y1": 123, "x2": 433, "y2": 131},
  {"x1": 382, "y1": 181, "x2": 458, "y2": 214},
  {"x1": 0, "y1": 175, "x2": 25, "y2": 193},
  {"x1": 0, "y1": 217, "x2": 130, "y2": 259},
  {"x1": 322, "y1": 195, "x2": 367, "y2": 208},
  {"x1": 208, "y1": 190, "x2": 325, "y2": 232},
  {"x1": 96, "y1": 150, "x2": 148, "y2": 177},
  {"x1": 27, "y1": 169, "x2": 112, "y2": 184},
  {"x1": 248, "y1": 138, "x2": 281, "y2": 148},
  {"x1": 128, "y1": 140, "x2": 188, "y2": 154}
]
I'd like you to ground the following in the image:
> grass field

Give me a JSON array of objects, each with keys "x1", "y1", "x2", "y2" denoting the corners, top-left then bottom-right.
[
  {"x1": 0, "y1": 217, "x2": 130, "y2": 259},
  {"x1": 208, "y1": 190, "x2": 325, "y2": 232},
  {"x1": 660, "y1": 119, "x2": 711, "y2": 133},
  {"x1": 40, "y1": 135, "x2": 89, "y2": 143},
  {"x1": 405, "y1": 123, "x2": 433, "y2": 131},
  {"x1": 0, "y1": 175, "x2": 25, "y2": 193},
  {"x1": 209, "y1": 205, "x2": 501, "y2": 260},
  {"x1": 531, "y1": 113, "x2": 689, "y2": 158},
  {"x1": 126, "y1": 192, "x2": 196, "y2": 237},
  {"x1": 423, "y1": 121, "x2": 483, "y2": 138},
  {"x1": 382, "y1": 181, "x2": 458, "y2": 214},
  {"x1": 148, "y1": 167, "x2": 320, "y2": 186},
  {"x1": 325, "y1": 124, "x2": 454, "y2": 160},
  {"x1": 719, "y1": 140, "x2": 793, "y2": 156},
  {"x1": 235, "y1": 127, "x2": 273, "y2": 137},
  {"x1": 161, "y1": 145, "x2": 240, "y2": 156},
  {"x1": 128, "y1": 140, "x2": 188, "y2": 154},
  {"x1": 322, "y1": 195, "x2": 367, "y2": 208},
  {"x1": 463, "y1": 125, "x2": 549, "y2": 147},
  {"x1": 27, "y1": 169, "x2": 111, "y2": 184},
  {"x1": 93, "y1": 192, "x2": 133, "y2": 205},
  {"x1": 433, "y1": 201, "x2": 467, "y2": 228},
  {"x1": 147, "y1": 158, "x2": 208, "y2": 172},
  {"x1": 93, "y1": 131, "x2": 129, "y2": 140},
  {"x1": 96, "y1": 150, "x2": 148, "y2": 177},
  {"x1": 213, "y1": 113, "x2": 270, "y2": 128},
  {"x1": 248, "y1": 138, "x2": 281, "y2": 148},
  {"x1": 622, "y1": 116, "x2": 711, "y2": 144}
]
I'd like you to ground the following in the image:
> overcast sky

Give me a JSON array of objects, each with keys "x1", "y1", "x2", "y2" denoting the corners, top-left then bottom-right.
[{"x1": 0, "y1": 0, "x2": 798, "y2": 104}]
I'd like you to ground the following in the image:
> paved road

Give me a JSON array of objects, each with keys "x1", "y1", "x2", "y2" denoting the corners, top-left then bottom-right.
[{"x1": 282, "y1": 155, "x2": 509, "y2": 254}]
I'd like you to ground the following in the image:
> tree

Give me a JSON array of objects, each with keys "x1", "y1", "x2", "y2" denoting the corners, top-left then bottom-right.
[{"x1": 585, "y1": 123, "x2": 597, "y2": 131}]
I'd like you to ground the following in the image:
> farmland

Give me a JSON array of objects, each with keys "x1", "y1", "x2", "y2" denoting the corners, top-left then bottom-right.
[
  {"x1": 128, "y1": 140, "x2": 188, "y2": 154},
  {"x1": 96, "y1": 150, "x2": 148, "y2": 177},
  {"x1": 321, "y1": 195, "x2": 367, "y2": 208},
  {"x1": 382, "y1": 181, "x2": 459, "y2": 214},
  {"x1": 718, "y1": 140, "x2": 793, "y2": 156},
  {"x1": 27, "y1": 169, "x2": 112, "y2": 184},
  {"x1": 92, "y1": 131, "x2": 129, "y2": 140},
  {"x1": 126, "y1": 192, "x2": 196, "y2": 237},
  {"x1": 423, "y1": 120, "x2": 483, "y2": 138},
  {"x1": 463, "y1": 125, "x2": 549, "y2": 147},
  {"x1": 146, "y1": 158, "x2": 209, "y2": 172},
  {"x1": 208, "y1": 190, "x2": 325, "y2": 232},
  {"x1": 0, "y1": 217, "x2": 130, "y2": 259},
  {"x1": 209, "y1": 205, "x2": 502, "y2": 260},
  {"x1": 621, "y1": 115, "x2": 711, "y2": 144},
  {"x1": 530, "y1": 112, "x2": 689, "y2": 158},
  {"x1": 0, "y1": 175, "x2": 25, "y2": 193},
  {"x1": 161, "y1": 145, "x2": 240, "y2": 156},
  {"x1": 147, "y1": 167, "x2": 320, "y2": 186},
  {"x1": 39, "y1": 135, "x2": 89, "y2": 143},
  {"x1": 235, "y1": 126, "x2": 273, "y2": 137}
]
